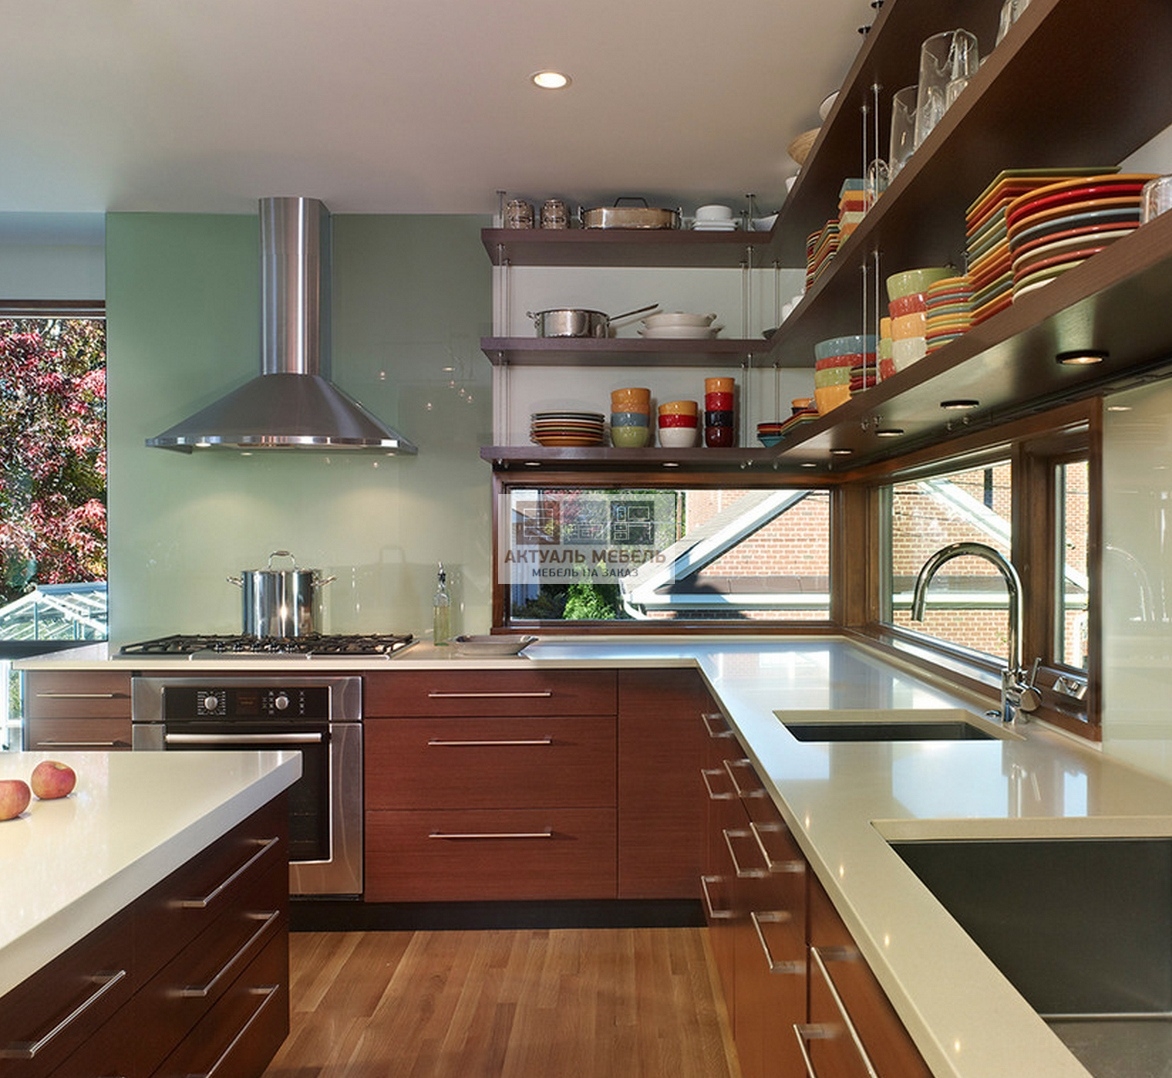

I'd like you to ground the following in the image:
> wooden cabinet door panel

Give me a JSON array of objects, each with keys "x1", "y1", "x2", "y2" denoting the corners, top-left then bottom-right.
[
  {"x1": 365, "y1": 808, "x2": 617, "y2": 901},
  {"x1": 808, "y1": 877, "x2": 932, "y2": 1078},
  {"x1": 22, "y1": 672, "x2": 132, "y2": 720},
  {"x1": 617, "y1": 669, "x2": 709, "y2": 899},
  {"x1": 364, "y1": 669, "x2": 617, "y2": 717},
  {"x1": 364, "y1": 716, "x2": 615, "y2": 810},
  {"x1": 23, "y1": 717, "x2": 131, "y2": 752}
]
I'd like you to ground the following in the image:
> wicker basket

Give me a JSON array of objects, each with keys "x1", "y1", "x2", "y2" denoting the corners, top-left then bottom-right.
[{"x1": 787, "y1": 127, "x2": 821, "y2": 166}]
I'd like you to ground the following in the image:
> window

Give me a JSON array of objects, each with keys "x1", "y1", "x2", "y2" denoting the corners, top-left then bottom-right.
[
  {"x1": 1055, "y1": 459, "x2": 1089, "y2": 670},
  {"x1": 882, "y1": 460, "x2": 1015, "y2": 663},
  {"x1": 1, "y1": 306, "x2": 106, "y2": 748},
  {"x1": 499, "y1": 483, "x2": 832, "y2": 626}
]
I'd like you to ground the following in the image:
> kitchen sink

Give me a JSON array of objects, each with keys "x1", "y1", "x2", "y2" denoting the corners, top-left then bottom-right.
[
  {"x1": 776, "y1": 707, "x2": 1003, "y2": 742},
  {"x1": 889, "y1": 837, "x2": 1172, "y2": 1078}
]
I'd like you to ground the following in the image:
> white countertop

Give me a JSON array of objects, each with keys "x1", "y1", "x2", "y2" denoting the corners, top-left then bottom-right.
[
  {"x1": 0, "y1": 749, "x2": 301, "y2": 997},
  {"x1": 17, "y1": 634, "x2": 1172, "y2": 1076}
]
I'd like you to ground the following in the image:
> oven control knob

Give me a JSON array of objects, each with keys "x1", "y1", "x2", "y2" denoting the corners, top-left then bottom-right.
[
  {"x1": 202, "y1": 694, "x2": 220, "y2": 713},
  {"x1": 273, "y1": 693, "x2": 290, "y2": 711}
]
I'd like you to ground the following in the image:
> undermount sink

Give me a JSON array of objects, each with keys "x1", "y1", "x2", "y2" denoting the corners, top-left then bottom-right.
[
  {"x1": 890, "y1": 837, "x2": 1172, "y2": 1078},
  {"x1": 776, "y1": 707, "x2": 1004, "y2": 742}
]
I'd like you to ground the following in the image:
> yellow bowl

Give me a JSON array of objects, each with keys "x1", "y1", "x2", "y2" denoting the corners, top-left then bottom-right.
[
  {"x1": 814, "y1": 384, "x2": 852, "y2": 414},
  {"x1": 658, "y1": 399, "x2": 699, "y2": 415}
]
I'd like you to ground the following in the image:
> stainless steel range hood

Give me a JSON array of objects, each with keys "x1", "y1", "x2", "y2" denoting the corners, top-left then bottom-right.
[{"x1": 146, "y1": 197, "x2": 417, "y2": 453}]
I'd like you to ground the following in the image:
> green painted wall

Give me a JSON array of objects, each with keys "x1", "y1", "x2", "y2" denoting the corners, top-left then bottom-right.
[{"x1": 105, "y1": 212, "x2": 493, "y2": 643}]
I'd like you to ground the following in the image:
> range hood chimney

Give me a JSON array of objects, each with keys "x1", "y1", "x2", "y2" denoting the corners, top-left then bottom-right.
[{"x1": 146, "y1": 196, "x2": 417, "y2": 453}]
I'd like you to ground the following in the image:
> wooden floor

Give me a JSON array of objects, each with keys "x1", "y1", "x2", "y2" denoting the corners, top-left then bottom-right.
[{"x1": 262, "y1": 927, "x2": 738, "y2": 1078}]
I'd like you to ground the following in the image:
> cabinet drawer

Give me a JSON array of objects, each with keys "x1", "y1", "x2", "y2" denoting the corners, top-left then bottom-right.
[
  {"x1": 136, "y1": 860, "x2": 287, "y2": 1077},
  {"x1": 22, "y1": 673, "x2": 132, "y2": 720},
  {"x1": 45, "y1": 987, "x2": 140, "y2": 1078},
  {"x1": 364, "y1": 669, "x2": 616, "y2": 717},
  {"x1": 0, "y1": 908, "x2": 136, "y2": 1078},
  {"x1": 136, "y1": 798, "x2": 287, "y2": 984},
  {"x1": 365, "y1": 716, "x2": 615, "y2": 810},
  {"x1": 23, "y1": 718, "x2": 132, "y2": 752},
  {"x1": 150, "y1": 929, "x2": 289, "y2": 1078},
  {"x1": 365, "y1": 808, "x2": 617, "y2": 901}
]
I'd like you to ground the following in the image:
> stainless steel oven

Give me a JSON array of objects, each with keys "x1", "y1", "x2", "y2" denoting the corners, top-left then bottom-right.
[{"x1": 131, "y1": 675, "x2": 363, "y2": 897}]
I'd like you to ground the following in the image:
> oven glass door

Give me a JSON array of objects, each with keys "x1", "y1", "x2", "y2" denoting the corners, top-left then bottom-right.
[{"x1": 162, "y1": 719, "x2": 330, "y2": 863}]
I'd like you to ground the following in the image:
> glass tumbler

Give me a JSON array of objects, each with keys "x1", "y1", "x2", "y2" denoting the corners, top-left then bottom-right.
[
  {"x1": 889, "y1": 86, "x2": 918, "y2": 180},
  {"x1": 913, "y1": 30, "x2": 979, "y2": 149}
]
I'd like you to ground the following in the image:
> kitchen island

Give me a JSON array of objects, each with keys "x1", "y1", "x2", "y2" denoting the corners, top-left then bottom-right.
[
  {"x1": 16, "y1": 635, "x2": 1172, "y2": 1078},
  {"x1": 0, "y1": 748, "x2": 300, "y2": 1076}
]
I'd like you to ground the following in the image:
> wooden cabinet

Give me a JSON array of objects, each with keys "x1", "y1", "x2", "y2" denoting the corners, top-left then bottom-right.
[
  {"x1": 22, "y1": 671, "x2": 132, "y2": 751},
  {"x1": 363, "y1": 669, "x2": 618, "y2": 902},
  {"x1": 698, "y1": 740, "x2": 928, "y2": 1078},
  {"x1": 0, "y1": 797, "x2": 289, "y2": 1078},
  {"x1": 616, "y1": 668, "x2": 710, "y2": 899},
  {"x1": 802, "y1": 875, "x2": 932, "y2": 1078}
]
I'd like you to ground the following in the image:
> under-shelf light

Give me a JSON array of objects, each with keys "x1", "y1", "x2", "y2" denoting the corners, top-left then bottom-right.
[
  {"x1": 1056, "y1": 349, "x2": 1108, "y2": 366},
  {"x1": 940, "y1": 399, "x2": 980, "y2": 410},
  {"x1": 531, "y1": 70, "x2": 571, "y2": 90}
]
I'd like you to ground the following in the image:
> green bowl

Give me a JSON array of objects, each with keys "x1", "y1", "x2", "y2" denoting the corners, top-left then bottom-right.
[{"x1": 611, "y1": 425, "x2": 651, "y2": 448}]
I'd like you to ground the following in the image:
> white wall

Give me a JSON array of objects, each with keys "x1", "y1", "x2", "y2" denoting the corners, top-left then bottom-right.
[{"x1": 0, "y1": 214, "x2": 104, "y2": 298}]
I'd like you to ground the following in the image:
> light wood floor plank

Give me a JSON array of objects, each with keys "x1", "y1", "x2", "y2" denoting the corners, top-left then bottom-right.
[{"x1": 262, "y1": 927, "x2": 737, "y2": 1078}]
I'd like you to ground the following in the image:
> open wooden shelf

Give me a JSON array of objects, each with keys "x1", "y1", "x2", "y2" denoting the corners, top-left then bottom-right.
[
  {"x1": 480, "y1": 336, "x2": 774, "y2": 368},
  {"x1": 481, "y1": 227, "x2": 770, "y2": 268}
]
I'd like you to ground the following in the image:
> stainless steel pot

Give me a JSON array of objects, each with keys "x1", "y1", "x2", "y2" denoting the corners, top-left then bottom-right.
[
  {"x1": 228, "y1": 550, "x2": 336, "y2": 637},
  {"x1": 579, "y1": 197, "x2": 681, "y2": 230},
  {"x1": 527, "y1": 303, "x2": 659, "y2": 338}
]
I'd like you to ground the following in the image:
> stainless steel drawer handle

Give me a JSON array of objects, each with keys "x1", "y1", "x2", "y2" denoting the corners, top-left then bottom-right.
[
  {"x1": 809, "y1": 946, "x2": 880, "y2": 1077},
  {"x1": 749, "y1": 821, "x2": 806, "y2": 875},
  {"x1": 429, "y1": 830, "x2": 553, "y2": 840},
  {"x1": 179, "y1": 836, "x2": 281, "y2": 909},
  {"x1": 700, "y1": 711, "x2": 736, "y2": 739},
  {"x1": 0, "y1": 968, "x2": 128, "y2": 1058},
  {"x1": 724, "y1": 757, "x2": 768, "y2": 799},
  {"x1": 793, "y1": 1023, "x2": 836, "y2": 1077},
  {"x1": 700, "y1": 766, "x2": 737, "y2": 802},
  {"x1": 426, "y1": 691, "x2": 554, "y2": 699},
  {"x1": 699, "y1": 874, "x2": 734, "y2": 920},
  {"x1": 749, "y1": 910, "x2": 802, "y2": 975},
  {"x1": 180, "y1": 910, "x2": 280, "y2": 998},
  {"x1": 36, "y1": 740, "x2": 126, "y2": 748},
  {"x1": 723, "y1": 827, "x2": 769, "y2": 879},
  {"x1": 165, "y1": 732, "x2": 323, "y2": 746},
  {"x1": 35, "y1": 692, "x2": 123, "y2": 699},
  {"x1": 427, "y1": 738, "x2": 554, "y2": 747},
  {"x1": 195, "y1": 982, "x2": 281, "y2": 1078}
]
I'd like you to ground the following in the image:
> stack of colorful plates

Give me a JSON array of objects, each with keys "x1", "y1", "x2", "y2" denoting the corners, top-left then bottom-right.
[
  {"x1": 530, "y1": 411, "x2": 606, "y2": 447},
  {"x1": 965, "y1": 168, "x2": 1115, "y2": 324},
  {"x1": 924, "y1": 275, "x2": 973, "y2": 353},
  {"x1": 805, "y1": 221, "x2": 839, "y2": 289},
  {"x1": 1005, "y1": 173, "x2": 1154, "y2": 299}
]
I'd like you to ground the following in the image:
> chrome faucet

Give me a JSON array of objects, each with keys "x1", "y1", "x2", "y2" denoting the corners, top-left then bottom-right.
[{"x1": 910, "y1": 541, "x2": 1040, "y2": 723}]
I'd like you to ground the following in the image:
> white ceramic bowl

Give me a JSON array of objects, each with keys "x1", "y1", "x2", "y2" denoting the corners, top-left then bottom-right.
[
  {"x1": 695, "y1": 204, "x2": 733, "y2": 221},
  {"x1": 658, "y1": 427, "x2": 699, "y2": 448},
  {"x1": 642, "y1": 311, "x2": 717, "y2": 328}
]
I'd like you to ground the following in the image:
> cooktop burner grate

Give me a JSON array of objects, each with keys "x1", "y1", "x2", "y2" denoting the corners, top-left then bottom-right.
[{"x1": 119, "y1": 632, "x2": 415, "y2": 657}]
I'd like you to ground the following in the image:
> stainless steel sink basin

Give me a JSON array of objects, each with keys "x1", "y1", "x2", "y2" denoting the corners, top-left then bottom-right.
[
  {"x1": 777, "y1": 707, "x2": 1002, "y2": 742},
  {"x1": 889, "y1": 837, "x2": 1172, "y2": 1077}
]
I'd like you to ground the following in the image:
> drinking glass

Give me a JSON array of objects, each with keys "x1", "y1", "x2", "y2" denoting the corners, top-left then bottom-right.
[
  {"x1": 889, "y1": 86, "x2": 918, "y2": 180},
  {"x1": 1141, "y1": 176, "x2": 1172, "y2": 224},
  {"x1": 914, "y1": 30, "x2": 979, "y2": 148}
]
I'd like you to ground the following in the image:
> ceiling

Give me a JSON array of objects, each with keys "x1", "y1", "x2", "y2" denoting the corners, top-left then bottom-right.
[{"x1": 1, "y1": 0, "x2": 875, "y2": 221}]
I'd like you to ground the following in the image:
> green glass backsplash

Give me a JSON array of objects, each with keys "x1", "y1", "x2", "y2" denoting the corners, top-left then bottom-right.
[{"x1": 105, "y1": 212, "x2": 492, "y2": 643}]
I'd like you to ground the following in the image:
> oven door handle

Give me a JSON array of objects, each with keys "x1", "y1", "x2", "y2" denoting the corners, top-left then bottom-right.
[{"x1": 163, "y1": 732, "x2": 324, "y2": 745}]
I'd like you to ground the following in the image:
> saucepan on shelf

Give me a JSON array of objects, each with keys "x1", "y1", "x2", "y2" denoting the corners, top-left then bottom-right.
[
  {"x1": 579, "y1": 197, "x2": 681, "y2": 230},
  {"x1": 527, "y1": 302, "x2": 659, "y2": 338}
]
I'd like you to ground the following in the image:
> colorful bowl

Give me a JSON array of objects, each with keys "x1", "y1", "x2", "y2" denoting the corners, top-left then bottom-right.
[
  {"x1": 610, "y1": 411, "x2": 650, "y2": 427},
  {"x1": 658, "y1": 399, "x2": 699, "y2": 416},
  {"x1": 704, "y1": 376, "x2": 735, "y2": 393},
  {"x1": 658, "y1": 426, "x2": 699, "y2": 448},
  {"x1": 658, "y1": 413, "x2": 699, "y2": 429},
  {"x1": 611, "y1": 425, "x2": 651, "y2": 448},
  {"x1": 814, "y1": 335, "x2": 877, "y2": 361},
  {"x1": 704, "y1": 391, "x2": 735, "y2": 411},
  {"x1": 704, "y1": 409, "x2": 736, "y2": 426},
  {"x1": 814, "y1": 384, "x2": 852, "y2": 414},
  {"x1": 886, "y1": 266, "x2": 952, "y2": 301},
  {"x1": 705, "y1": 426, "x2": 735, "y2": 448}
]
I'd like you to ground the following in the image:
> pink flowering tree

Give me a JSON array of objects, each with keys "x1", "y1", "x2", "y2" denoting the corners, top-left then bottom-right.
[{"x1": 0, "y1": 318, "x2": 106, "y2": 606}]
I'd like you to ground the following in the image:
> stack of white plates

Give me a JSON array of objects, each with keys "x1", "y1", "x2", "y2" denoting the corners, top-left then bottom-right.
[
  {"x1": 530, "y1": 411, "x2": 606, "y2": 447},
  {"x1": 691, "y1": 221, "x2": 739, "y2": 231},
  {"x1": 638, "y1": 325, "x2": 724, "y2": 339}
]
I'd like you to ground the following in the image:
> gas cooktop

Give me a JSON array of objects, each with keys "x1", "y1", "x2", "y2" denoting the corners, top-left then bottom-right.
[{"x1": 119, "y1": 632, "x2": 415, "y2": 658}]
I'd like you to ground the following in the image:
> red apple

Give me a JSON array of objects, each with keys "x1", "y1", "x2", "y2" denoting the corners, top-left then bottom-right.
[
  {"x1": 0, "y1": 779, "x2": 31, "y2": 820},
  {"x1": 30, "y1": 760, "x2": 77, "y2": 800}
]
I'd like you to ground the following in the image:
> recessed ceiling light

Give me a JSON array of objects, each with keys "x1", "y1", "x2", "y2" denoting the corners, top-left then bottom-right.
[
  {"x1": 830, "y1": 448, "x2": 853, "y2": 456},
  {"x1": 1056, "y1": 349, "x2": 1108, "y2": 366},
  {"x1": 875, "y1": 428, "x2": 905, "y2": 438},
  {"x1": 531, "y1": 70, "x2": 571, "y2": 90},
  {"x1": 940, "y1": 399, "x2": 980, "y2": 410}
]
